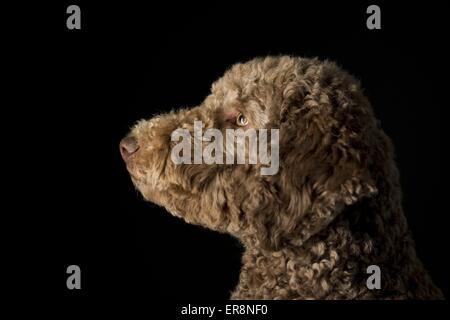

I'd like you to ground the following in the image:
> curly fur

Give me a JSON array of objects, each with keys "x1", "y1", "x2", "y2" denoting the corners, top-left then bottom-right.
[{"x1": 122, "y1": 56, "x2": 443, "y2": 299}]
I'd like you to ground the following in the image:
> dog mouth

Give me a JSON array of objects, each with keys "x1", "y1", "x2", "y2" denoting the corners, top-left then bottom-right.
[
  {"x1": 128, "y1": 173, "x2": 156, "y2": 202},
  {"x1": 124, "y1": 160, "x2": 168, "y2": 205}
]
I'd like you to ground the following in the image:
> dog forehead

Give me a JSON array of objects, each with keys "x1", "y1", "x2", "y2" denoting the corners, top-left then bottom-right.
[{"x1": 224, "y1": 89, "x2": 239, "y2": 104}]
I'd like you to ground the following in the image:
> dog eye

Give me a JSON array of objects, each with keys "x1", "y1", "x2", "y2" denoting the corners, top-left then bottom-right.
[{"x1": 236, "y1": 113, "x2": 248, "y2": 126}]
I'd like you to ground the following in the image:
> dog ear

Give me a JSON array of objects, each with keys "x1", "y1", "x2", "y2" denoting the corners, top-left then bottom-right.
[{"x1": 248, "y1": 61, "x2": 382, "y2": 250}]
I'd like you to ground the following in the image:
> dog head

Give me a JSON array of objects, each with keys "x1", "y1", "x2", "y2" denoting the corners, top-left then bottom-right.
[{"x1": 121, "y1": 56, "x2": 388, "y2": 250}]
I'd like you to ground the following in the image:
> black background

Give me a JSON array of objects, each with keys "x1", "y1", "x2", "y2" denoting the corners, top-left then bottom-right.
[{"x1": 12, "y1": 0, "x2": 448, "y2": 313}]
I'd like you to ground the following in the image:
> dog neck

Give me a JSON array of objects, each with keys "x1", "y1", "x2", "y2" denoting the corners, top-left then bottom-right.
[
  {"x1": 231, "y1": 222, "x2": 376, "y2": 299},
  {"x1": 231, "y1": 215, "x2": 442, "y2": 300}
]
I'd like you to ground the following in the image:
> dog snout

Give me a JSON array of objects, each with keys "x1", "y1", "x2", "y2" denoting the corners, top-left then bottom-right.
[{"x1": 120, "y1": 136, "x2": 139, "y2": 160}]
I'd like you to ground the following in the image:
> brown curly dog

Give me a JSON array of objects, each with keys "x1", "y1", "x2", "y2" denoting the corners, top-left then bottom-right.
[{"x1": 120, "y1": 56, "x2": 443, "y2": 299}]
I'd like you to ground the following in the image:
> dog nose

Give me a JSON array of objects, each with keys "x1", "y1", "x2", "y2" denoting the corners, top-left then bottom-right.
[{"x1": 120, "y1": 136, "x2": 139, "y2": 160}]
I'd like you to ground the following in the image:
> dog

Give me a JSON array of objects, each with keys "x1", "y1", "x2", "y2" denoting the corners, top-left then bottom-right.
[{"x1": 120, "y1": 56, "x2": 443, "y2": 299}]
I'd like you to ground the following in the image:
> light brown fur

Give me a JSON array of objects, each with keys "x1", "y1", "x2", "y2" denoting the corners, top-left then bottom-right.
[{"x1": 122, "y1": 56, "x2": 443, "y2": 299}]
